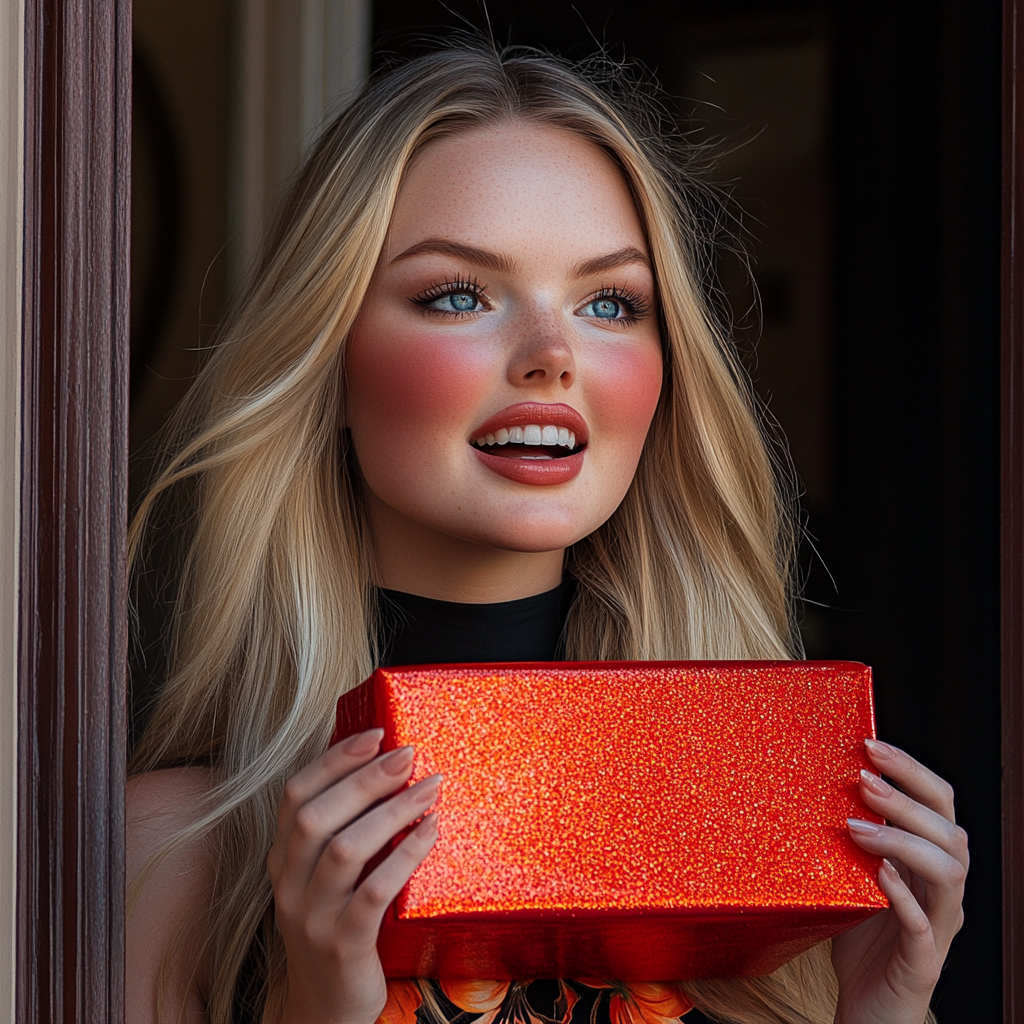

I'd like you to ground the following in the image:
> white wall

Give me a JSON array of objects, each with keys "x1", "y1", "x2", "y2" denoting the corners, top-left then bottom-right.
[{"x1": 0, "y1": 0, "x2": 23, "y2": 1018}]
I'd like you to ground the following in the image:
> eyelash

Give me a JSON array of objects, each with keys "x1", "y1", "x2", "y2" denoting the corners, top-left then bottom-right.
[
  {"x1": 408, "y1": 277, "x2": 652, "y2": 324},
  {"x1": 584, "y1": 285, "x2": 651, "y2": 325},
  {"x1": 410, "y1": 277, "x2": 488, "y2": 317}
]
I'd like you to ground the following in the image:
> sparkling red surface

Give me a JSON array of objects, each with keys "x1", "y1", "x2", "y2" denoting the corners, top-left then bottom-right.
[{"x1": 333, "y1": 661, "x2": 886, "y2": 979}]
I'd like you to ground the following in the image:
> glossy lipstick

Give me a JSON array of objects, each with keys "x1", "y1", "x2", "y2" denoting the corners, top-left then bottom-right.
[
  {"x1": 471, "y1": 402, "x2": 589, "y2": 446},
  {"x1": 470, "y1": 402, "x2": 588, "y2": 486}
]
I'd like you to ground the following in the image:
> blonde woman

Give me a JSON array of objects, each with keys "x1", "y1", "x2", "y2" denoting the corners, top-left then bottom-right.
[{"x1": 126, "y1": 43, "x2": 967, "y2": 1024}]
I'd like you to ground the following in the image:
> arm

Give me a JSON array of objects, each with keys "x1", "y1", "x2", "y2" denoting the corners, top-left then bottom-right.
[
  {"x1": 126, "y1": 767, "x2": 217, "y2": 1024},
  {"x1": 832, "y1": 739, "x2": 968, "y2": 1024}
]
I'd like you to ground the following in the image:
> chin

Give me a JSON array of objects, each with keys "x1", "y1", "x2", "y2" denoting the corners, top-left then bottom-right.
[{"x1": 464, "y1": 514, "x2": 605, "y2": 554}]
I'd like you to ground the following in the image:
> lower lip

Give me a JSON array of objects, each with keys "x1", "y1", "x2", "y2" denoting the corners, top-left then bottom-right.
[{"x1": 472, "y1": 447, "x2": 585, "y2": 485}]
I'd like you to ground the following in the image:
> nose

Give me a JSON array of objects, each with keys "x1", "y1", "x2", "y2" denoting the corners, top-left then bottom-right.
[{"x1": 506, "y1": 319, "x2": 576, "y2": 389}]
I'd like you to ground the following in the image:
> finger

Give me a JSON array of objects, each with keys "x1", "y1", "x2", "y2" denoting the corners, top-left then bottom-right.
[
  {"x1": 278, "y1": 729, "x2": 385, "y2": 827},
  {"x1": 857, "y1": 769, "x2": 970, "y2": 870},
  {"x1": 865, "y1": 739, "x2": 957, "y2": 824},
  {"x1": 297, "y1": 811, "x2": 438, "y2": 962},
  {"x1": 847, "y1": 819, "x2": 966, "y2": 941},
  {"x1": 277, "y1": 747, "x2": 419, "y2": 887},
  {"x1": 875, "y1": 859, "x2": 943, "y2": 996},
  {"x1": 343, "y1": 813, "x2": 440, "y2": 948},
  {"x1": 307, "y1": 773, "x2": 442, "y2": 899}
]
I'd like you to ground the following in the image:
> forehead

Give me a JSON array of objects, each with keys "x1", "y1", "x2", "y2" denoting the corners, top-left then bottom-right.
[{"x1": 384, "y1": 122, "x2": 649, "y2": 261}]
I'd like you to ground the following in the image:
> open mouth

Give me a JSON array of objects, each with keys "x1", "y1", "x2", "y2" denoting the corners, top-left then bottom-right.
[
  {"x1": 469, "y1": 403, "x2": 589, "y2": 485},
  {"x1": 470, "y1": 424, "x2": 584, "y2": 461}
]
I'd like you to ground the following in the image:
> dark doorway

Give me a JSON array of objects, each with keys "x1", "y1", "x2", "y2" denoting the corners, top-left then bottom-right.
[
  {"x1": 373, "y1": 1, "x2": 1002, "y2": 1018},
  {"x1": 123, "y1": 0, "x2": 1002, "y2": 1017}
]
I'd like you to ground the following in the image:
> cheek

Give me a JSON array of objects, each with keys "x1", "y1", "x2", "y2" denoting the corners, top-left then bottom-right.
[
  {"x1": 588, "y1": 342, "x2": 664, "y2": 449},
  {"x1": 346, "y1": 323, "x2": 491, "y2": 437}
]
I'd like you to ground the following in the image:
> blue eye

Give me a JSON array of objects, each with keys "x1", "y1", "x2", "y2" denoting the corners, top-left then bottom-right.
[
  {"x1": 446, "y1": 292, "x2": 478, "y2": 312},
  {"x1": 413, "y1": 278, "x2": 487, "y2": 315},
  {"x1": 587, "y1": 297, "x2": 622, "y2": 319},
  {"x1": 579, "y1": 286, "x2": 649, "y2": 324}
]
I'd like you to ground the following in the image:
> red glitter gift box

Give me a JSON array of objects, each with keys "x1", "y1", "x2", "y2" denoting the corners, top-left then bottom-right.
[{"x1": 332, "y1": 660, "x2": 886, "y2": 981}]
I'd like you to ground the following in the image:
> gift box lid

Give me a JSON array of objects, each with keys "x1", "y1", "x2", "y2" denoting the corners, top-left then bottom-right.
[{"x1": 333, "y1": 660, "x2": 886, "y2": 979}]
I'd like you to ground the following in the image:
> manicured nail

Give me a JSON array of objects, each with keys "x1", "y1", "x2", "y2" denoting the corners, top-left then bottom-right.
[
  {"x1": 381, "y1": 745, "x2": 415, "y2": 776},
  {"x1": 414, "y1": 812, "x2": 439, "y2": 840},
  {"x1": 880, "y1": 858, "x2": 900, "y2": 880},
  {"x1": 342, "y1": 728, "x2": 384, "y2": 755},
  {"x1": 865, "y1": 737, "x2": 896, "y2": 760},
  {"x1": 414, "y1": 773, "x2": 443, "y2": 801},
  {"x1": 860, "y1": 768, "x2": 893, "y2": 797},
  {"x1": 847, "y1": 817, "x2": 882, "y2": 835}
]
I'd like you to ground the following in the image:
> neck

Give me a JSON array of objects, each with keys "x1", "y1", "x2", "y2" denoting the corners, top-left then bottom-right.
[{"x1": 366, "y1": 493, "x2": 564, "y2": 603}]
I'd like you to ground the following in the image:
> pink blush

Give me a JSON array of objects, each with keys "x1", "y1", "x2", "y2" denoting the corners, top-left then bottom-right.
[
  {"x1": 584, "y1": 345, "x2": 664, "y2": 447},
  {"x1": 346, "y1": 329, "x2": 492, "y2": 438}
]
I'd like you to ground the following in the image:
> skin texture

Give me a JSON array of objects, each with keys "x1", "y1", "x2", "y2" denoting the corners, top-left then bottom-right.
[
  {"x1": 125, "y1": 124, "x2": 967, "y2": 1024},
  {"x1": 126, "y1": 769, "x2": 215, "y2": 1024}
]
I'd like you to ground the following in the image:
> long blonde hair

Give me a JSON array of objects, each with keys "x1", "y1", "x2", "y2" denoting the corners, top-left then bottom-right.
[{"x1": 131, "y1": 41, "x2": 869, "y2": 1024}]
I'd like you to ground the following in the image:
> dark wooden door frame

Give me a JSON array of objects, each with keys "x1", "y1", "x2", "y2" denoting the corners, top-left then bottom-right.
[
  {"x1": 19, "y1": 0, "x2": 130, "y2": 1020},
  {"x1": 11, "y1": 0, "x2": 1024, "y2": 1019},
  {"x1": 1006, "y1": 0, "x2": 1024, "y2": 1021}
]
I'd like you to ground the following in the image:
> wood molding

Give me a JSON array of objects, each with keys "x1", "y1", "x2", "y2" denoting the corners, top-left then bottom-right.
[
  {"x1": 0, "y1": 0, "x2": 24, "y2": 1018},
  {"x1": 19, "y1": 0, "x2": 130, "y2": 1019},
  {"x1": 1004, "y1": 0, "x2": 1024, "y2": 1020}
]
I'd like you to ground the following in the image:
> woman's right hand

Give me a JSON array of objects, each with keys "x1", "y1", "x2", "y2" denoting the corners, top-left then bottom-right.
[{"x1": 267, "y1": 728, "x2": 441, "y2": 1024}]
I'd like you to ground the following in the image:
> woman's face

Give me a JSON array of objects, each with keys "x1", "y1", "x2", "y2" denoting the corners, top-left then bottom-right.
[{"x1": 345, "y1": 121, "x2": 663, "y2": 596}]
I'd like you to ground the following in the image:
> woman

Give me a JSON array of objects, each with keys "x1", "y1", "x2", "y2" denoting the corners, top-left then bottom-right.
[{"x1": 126, "y1": 42, "x2": 967, "y2": 1024}]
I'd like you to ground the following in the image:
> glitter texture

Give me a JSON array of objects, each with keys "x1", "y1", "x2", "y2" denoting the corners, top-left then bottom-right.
[{"x1": 332, "y1": 660, "x2": 886, "y2": 980}]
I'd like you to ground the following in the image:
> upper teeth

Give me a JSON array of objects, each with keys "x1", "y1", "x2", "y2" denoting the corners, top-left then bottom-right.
[{"x1": 473, "y1": 424, "x2": 577, "y2": 449}]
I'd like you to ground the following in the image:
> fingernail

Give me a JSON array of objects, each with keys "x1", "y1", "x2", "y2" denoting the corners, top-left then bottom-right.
[
  {"x1": 414, "y1": 812, "x2": 439, "y2": 839},
  {"x1": 415, "y1": 773, "x2": 443, "y2": 800},
  {"x1": 865, "y1": 737, "x2": 896, "y2": 760},
  {"x1": 381, "y1": 746, "x2": 415, "y2": 776},
  {"x1": 847, "y1": 817, "x2": 882, "y2": 835},
  {"x1": 860, "y1": 768, "x2": 893, "y2": 797},
  {"x1": 341, "y1": 728, "x2": 384, "y2": 755},
  {"x1": 881, "y1": 858, "x2": 899, "y2": 879}
]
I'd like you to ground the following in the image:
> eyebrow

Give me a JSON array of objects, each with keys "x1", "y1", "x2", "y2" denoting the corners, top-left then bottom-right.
[
  {"x1": 389, "y1": 239, "x2": 652, "y2": 280},
  {"x1": 571, "y1": 246, "x2": 651, "y2": 279},
  {"x1": 389, "y1": 239, "x2": 519, "y2": 276}
]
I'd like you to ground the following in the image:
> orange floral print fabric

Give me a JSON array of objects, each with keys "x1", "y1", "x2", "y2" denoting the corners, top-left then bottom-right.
[
  {"x1": 380, "y1": 979, "x2": 693, "y2": 1024},
  {"x1": 440, "y1": 980, "x2": 512, "y2": 1013},
  {"x1": 609, "y1": 983, "x2": 695, "y2": 1024},
  {"x1": 380, "y1": 980, "x2": 424, "y2": 1024}
]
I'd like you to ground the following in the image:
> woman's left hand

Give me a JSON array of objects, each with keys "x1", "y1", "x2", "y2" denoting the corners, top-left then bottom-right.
[{"x1": 831, "y1": 738, "x2": 968, "y2": 1024}]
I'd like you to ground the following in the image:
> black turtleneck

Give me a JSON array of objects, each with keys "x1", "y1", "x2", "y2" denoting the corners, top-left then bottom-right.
[{"x1": 375, "y1": 580, "x2": 575, "y2": 666}]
